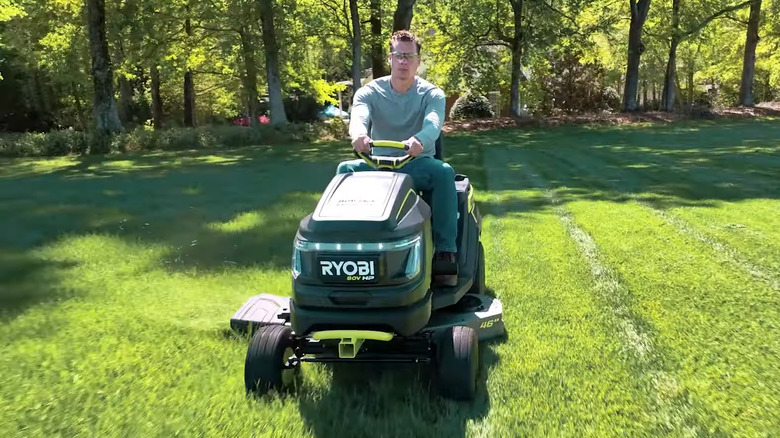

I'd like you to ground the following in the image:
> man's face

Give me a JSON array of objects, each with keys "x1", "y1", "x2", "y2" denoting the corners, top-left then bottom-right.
[{"x1": 389, "y1": 40, "x2": 420, "y2": 81}]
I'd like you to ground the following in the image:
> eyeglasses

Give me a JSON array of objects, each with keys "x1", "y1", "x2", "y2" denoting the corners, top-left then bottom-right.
[{"x1": 390, "y1": 51, "x2": 420, "y2": 61}]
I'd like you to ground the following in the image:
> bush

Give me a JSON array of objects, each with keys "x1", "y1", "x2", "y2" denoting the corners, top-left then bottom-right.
[
  {"x1": 449, "y1": 92, "x2": 495, "y2": 120},
  {"x1": 0, "y1": 122, "x2": 338, "y2": 158},
  {"x1": 315, "y1": 117, "x2": 349, "y2": 140},
  {"x1": 539, "y1": 51, "x2": 619, "y2": 115},
  {"x1": 0, "y1": 129, "x2": 88, "y2": 158},
  {"x1": 283, "y1": 92, "x2": 323, "y2": 123}
]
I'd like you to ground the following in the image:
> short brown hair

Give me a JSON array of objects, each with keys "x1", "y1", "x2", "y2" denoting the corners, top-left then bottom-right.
[{"x1": 389, "y1": 30, "x2": 422, "y2": 54}]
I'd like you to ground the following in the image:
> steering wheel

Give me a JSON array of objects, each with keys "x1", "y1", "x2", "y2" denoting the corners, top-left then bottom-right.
[{"x1": 354, "y1": 140, "x2": 415, "y2": 170}]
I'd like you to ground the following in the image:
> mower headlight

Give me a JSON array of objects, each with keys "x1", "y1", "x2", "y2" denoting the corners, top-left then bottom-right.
[
  {"x1": 292, "y1": 247, "x2": 302, "y2": 278},
  {"x1": 293, "y1": 233, "x2": 421, "y2": 252},
  {"x1": 292, "y1": 233, "x2": 423, "y2": 279},
  {"x1": 403, "y1": 238, "x2": 422, "y2": 279}
]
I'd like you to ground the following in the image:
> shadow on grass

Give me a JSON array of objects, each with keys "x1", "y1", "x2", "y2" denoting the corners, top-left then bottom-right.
[
  {"x1": 293, "y1": 336, "x2": 504, "y2": 438},
  {"x1": 0, "y1": 145, "x2": 344, "y2": 273},
  {"x1": 0, "y1": 251, "x2": 80, "y2": 322},
  {"x1": 1, "y1": 119, "x2": 776, "y2": 316},
  {"x1": 157, "y1": 192, "x2": 321, "y2": 272},
  {"x1": 451, "y1": 118, "x2": 780, "y2": 215}
]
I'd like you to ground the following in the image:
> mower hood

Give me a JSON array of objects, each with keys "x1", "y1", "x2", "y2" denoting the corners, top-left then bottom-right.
[{"x1": 297, "y1": 172, "x2": 430, "y2": 240}]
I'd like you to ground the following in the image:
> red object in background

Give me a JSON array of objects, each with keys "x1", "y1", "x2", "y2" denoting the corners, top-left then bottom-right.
[{"x1": 231, "y1": 114, "x2": 270, "y2": 126}]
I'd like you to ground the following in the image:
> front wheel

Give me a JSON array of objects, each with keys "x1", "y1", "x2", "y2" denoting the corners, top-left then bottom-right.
[
  {"x1": 435, "y1": 325, "x2": 479, "y2": 401},
  {"x1": 244, "y1": 325, "x2": 300, "y2": 395}
]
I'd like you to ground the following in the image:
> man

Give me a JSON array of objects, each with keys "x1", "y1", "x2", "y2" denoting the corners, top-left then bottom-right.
[{"x1": 336, "y1": 30, "x2": 459, "y2": 287}]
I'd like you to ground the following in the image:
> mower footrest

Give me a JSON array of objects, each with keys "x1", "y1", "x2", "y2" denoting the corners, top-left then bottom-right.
[{"x1": 230, "y1": 293, "x2": 291, "y2": 334}]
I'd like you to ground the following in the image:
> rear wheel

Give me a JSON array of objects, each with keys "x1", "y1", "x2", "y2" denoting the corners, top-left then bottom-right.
[
  {"x1": 244, "y1": 325, "x2": 300, "y2": 395},
  {"x1": 468, "y1": 242, "x2": 485, "y2": 294},
  {"x1": 435, "y1": 325, "x2": 479, "y2": 401}
]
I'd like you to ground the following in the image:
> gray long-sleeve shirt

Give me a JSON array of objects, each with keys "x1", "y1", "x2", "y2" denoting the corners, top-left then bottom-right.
[{"x1": 348, "y1": 76, "x2": 446, "y2": 158}]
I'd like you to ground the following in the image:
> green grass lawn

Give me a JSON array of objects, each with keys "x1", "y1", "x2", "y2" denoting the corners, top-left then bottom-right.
[{"x1": 1, "y1": 118, "x2": 779, "y2": 437}]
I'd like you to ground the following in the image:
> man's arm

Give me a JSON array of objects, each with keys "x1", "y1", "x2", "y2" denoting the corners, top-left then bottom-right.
[
  {"x1": 413, "y1": 87, "x2": 446, "y2": 156},
  {"x1": 349, "y1": 85, "x2": 373, "y2": 142}
]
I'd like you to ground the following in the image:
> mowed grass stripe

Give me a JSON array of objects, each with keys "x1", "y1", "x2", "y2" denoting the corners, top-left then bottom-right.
[
  {"x1": 644, "y1": 207, "x2": 780, "y2": 291},
  {"x1": 478, "y1": 150, "x2": 657, "y2": 435},
  {"x1": 525, "y1": 144, "x2": 780, "y2": 435},
  {"x1": 568, "y1": 126, "x2": 780, "y2": 238},
  {"x1": 491, "y1": 146, "x2": 700, "y2": 435},
  {"x1": 574, "y1": 120, "x2": 780, "y2": 181},
  {"x1": 536, "y1": 144, "x2": 780, "y2": 291}
]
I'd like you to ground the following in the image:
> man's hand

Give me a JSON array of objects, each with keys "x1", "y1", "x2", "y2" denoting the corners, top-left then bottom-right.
[
  {"x1": 406, "y1": 136, "x2": 423, "y2": 157},
  {"x1": 352, "y1": 135, "x2": 371, "y2": 153}
]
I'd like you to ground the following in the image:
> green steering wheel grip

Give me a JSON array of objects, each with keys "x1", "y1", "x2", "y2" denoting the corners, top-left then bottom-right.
[
  {"x1": 353, "y1": 139, "x2": 414, "y2": 169},
  {"x1": 369, "y1": 140, "x2": 410, "y2": 150}
]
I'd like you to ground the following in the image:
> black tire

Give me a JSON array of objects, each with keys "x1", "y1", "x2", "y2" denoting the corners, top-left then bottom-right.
[
  {"x1": 468, "y1": 242, "x2": 486, "y2": 294},
  {"x1": 436, "y1": 325, "x2": 479, "y2": 401},
  {"x1": 244, "y1": 325, "x2": 299, "y2": 395}
]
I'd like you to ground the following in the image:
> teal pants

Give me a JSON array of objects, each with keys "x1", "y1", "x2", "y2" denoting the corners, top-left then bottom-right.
[{"x1": 336, "y1": 156, "x2": 458, "y2": 253}]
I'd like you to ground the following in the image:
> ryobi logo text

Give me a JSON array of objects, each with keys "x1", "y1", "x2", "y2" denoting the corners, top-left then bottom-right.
[{"x1": 320, "y1": 260, "x2": 375, "y2": 281}]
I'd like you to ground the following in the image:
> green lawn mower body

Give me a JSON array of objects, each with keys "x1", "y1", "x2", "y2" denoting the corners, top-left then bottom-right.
[{"x1": 230, "y1": 142, "x2": 505, "y2": 401}]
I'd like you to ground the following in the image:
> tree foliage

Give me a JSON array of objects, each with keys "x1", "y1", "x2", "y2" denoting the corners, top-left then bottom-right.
[{"x1": 0, "y1": 0, "x2": 777, "y2": 134}]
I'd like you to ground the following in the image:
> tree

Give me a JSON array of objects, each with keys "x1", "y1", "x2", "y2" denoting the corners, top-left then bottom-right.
[
  {"x1": 660, "y1": 0, "x2": 752, "y2": 112},
  {"x1": 85, "y1": 0, "x2": 123, "y2": 133},
  {"x1": 370, "y1": 0, "x2": 387, "y2": 78},
  {"x1": 623, "y1": 0, "x2": 652, "y2": 112},
  {"x1": 257, "y1": 0, "x2": 288, "y2": 125},
  {"x1": 393, "y1": 0, "x2": 415, "y2": 31},
  {"x1": 739, "y1": 0, "x2": 762, "y2": 106},
  {"x1": 349, "y1": 0, "x2": 362, "y2": 91},
  {"x1": 183, "y1": 7, "x2": 195, "y2": 126}
]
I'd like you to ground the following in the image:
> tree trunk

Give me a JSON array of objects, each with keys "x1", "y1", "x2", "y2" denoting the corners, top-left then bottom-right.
[
  {"x1": 118, "y1": 75, "x2": 134, "y2": 125},
  {"x1": 350, "y1": 0, "x2": 362, "y2": 91},
  {"x1": 70, "y1": 82, "x2": 87, "y2": 130},
  {"x1": 661, "y1": 0, "x2": 679, "y2": 112},
  {"x1": 85, "y1": 0, "x2": 122, "y2": 133},
  {"x1": 687, "y1": 60, "x2": 695, "y2": 107},
  {"x1": 257, "y1": 0, "x2": 288, "y2": 125},
  {"x1": 239, "y1": 29, "x2": 260, "y2": 128},
  {"x1": 661, "y1": 41, "x2": 679, "y2": 112},
  {"x1": 150, "y1": 64, "x2": 163, "y2": 130},
  {"x1": 739, "y1": 0, "x2": 761, "y2": 106},
  {"x1": 183, "y1": 15, "x2": 195, "y2": 127},
  {"x1": 652, "y1": 80, "x2": 657, "y2": 109},
  {"x1": 183, "y1": 70, "x2": 195, "y2": 126},
  {"x1": 674, "y1": 72, "x2": 684, "y2": 110},
  {"x1": 642, "y1": 80, "x2": 648, "y2": 110},
  {"x1": 508, "y1": 0, "x2": 525, "y2": 117},
  {"x1": 393, "y1": 0, "x2": 416, "y2": 31},
  {"x1": 370, "y1": 0, "x2": 386, "y2": 78},
  {"x1": 622, "y1": 0, "x2": 652, "y2": 112}
]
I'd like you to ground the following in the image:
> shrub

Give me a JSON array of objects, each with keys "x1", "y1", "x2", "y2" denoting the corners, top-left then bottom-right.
[
  {"x1": 449, "y1": 92, "x2": 495, "y2": 120},
  {"x1": 321, "y1": 117, "x2": 349, "y2": 140},
  {"x1": 0, "y1": 121, "x2": 344, "y2": 158},
  {"x1": 0, "y1": 129, "x2": 88, "y2": 157},
  {"x1": 539, "y1": 51, "x2": 619, "y2": 114},
  {"x1": 283, "y1": 92, "x2": 323, "y2": 123}
]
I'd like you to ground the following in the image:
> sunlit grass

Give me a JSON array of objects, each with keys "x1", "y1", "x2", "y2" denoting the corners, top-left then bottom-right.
[{"x1": 1, "y1": 118, "x2": 779, "y2": 436}]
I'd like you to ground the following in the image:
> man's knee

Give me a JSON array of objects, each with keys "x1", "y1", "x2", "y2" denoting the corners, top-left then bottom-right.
[
  {"x1": 433, "y1": 160, "x2": 455, "y2": 183},
  {"x1": 336, "y1": 161, "x2": 351, "y2": 174},
  {"x1": 337, "y1": 159, "x2": 365, "y2": 174}
]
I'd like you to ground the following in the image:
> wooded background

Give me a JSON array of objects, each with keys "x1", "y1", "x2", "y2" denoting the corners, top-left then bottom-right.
[{"x1": 1, "y1": 0, "x2": 778, "y2": 134}]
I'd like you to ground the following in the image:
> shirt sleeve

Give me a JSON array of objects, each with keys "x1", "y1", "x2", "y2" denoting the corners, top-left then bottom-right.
[
  {"x1": 348, "y1": 85, "x2": 373, "y2": 141},
  {"x1": 414, "y1": 87, "x2": 446, "y2": 156}
]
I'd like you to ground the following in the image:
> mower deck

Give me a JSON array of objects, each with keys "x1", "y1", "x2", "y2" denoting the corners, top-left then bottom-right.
[{"x1": 230, "y1": 289, "x2": 505, "y2": 345}]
